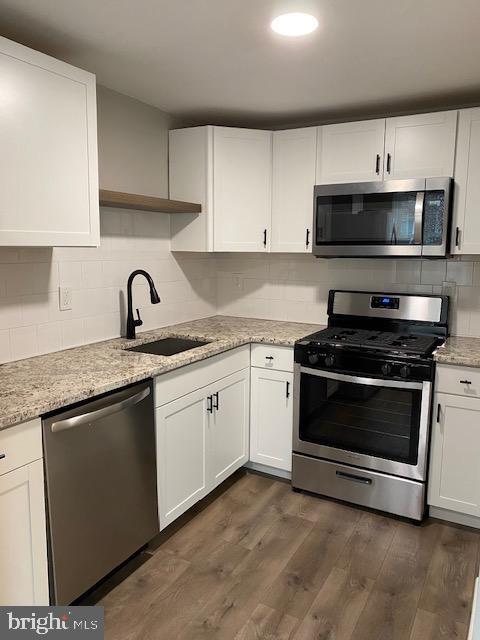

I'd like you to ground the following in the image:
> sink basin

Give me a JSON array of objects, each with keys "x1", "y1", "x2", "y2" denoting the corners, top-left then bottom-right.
[{"x1": 127, "y1": 337, "x2": 209, "y2": 357}]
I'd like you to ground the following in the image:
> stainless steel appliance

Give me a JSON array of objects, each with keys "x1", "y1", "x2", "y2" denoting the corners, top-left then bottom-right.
[
  {"x1": 42, "y1": 380, "x2": 159, "y2": 605},
  {"x1": 292, "y1": 290, "x2": 449, "y2": 521},
  {"x1": 313, "y1": 178, "x2": 453, "y2": 258}
]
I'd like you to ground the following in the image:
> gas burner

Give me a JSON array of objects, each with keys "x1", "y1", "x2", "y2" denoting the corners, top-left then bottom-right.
[{"x1": 307, "y1": 326, "x2": 440, "y2": 357}]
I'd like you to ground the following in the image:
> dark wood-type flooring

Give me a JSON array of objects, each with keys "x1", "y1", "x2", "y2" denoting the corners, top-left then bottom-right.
[{"x1": 89, "y1": 472, "x2": 480, "y2": 640}]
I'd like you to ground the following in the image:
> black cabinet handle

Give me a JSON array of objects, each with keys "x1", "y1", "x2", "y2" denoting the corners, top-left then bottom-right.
[
  {"x1": 265, "y1": 356, "x2": 274, "y2": 361},
  {"x1": 375, "y1": 154, "x2": 381, "y2": 175},
  {"x1": 386, "y1": 153, "x2": 391, "y2": 174},
  {"x1": 207, "y1": 395, "x2": 213, "y2": 413},
  {"x1": 455, "y1": 227, "x2": 461, "y2": 247},
  {"x1": 263, "y1": 229, "x2": 267, "y2": 247},
  {"x1": 0, "y1": 453, "x2": 5, "y2": 461},
  {"x1": 336, "y1": 471, "x2": 372, "y2": 485},
  {"x1": 436, "y1": 403, "x2": 441, "y2": 423},
  {"x1": 460, "y1": 380, "x2": 472, "y2": 385},
  {"x1": 306, "y1": 228, "x2": 310, "y2": 247},
  {"x1": 213, "y1": 392, "x2": 219, "y2": 411},
  {"x1": 286, "y1": 381, "x2": 290, "y2": 398}
]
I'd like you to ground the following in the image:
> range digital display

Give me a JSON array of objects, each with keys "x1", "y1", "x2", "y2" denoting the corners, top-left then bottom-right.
[{"x1": 371, "y1": 296, "x2": 400, "y2": 310}]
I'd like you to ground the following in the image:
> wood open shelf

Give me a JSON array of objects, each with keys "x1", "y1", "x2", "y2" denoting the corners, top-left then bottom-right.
[{"x1": 99, "y1": 189, "x2": 202, "y2": 214}]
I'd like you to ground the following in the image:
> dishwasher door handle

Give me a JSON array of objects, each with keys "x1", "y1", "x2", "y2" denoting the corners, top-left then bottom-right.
[{"x1": 50, "y1": 386, "x2": 151, "y2": 433}]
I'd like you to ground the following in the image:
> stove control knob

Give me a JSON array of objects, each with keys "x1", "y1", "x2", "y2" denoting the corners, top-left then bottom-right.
[
  {"x1": 400, "y1": 365, "x2": 410, "y2": 378},
  {"x1": 381, "y1": 362, "x2": 392, "y2": 376},
  {"x1": 325, "y1": 354, "x2": 335, "y2": 367},
  {"x1": 307, "y1": 351, "x2": 319, "y2": 365}
]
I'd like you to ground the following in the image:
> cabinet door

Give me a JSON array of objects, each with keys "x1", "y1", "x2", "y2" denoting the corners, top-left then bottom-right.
[
  {"x1": 384, "y1": 111, "x2": 457, "y2": 180},
  {"x1": 250, "y1": 368, "x2": 293, "y2": 472},
  {"x1": 213, "y1": 127, "x2": 272, "y2": 252},
  {"x1": 0, "y1": 460, "x2": 49, "y2": 605},
  {"x1": 156, "y1": 388, "x2": 209, "y2": 529},
  {"x1": 271, "y1": 128, "x2": 316, "y2": 253},
  {"x1": 209, "y1": 368, "x2": 250, "y2": 489},
  {"x1": 452, "y1": 108, "x2": 480, "y2": 254},
  {"x1": 0, "y1": 36, "x2": 99, "y2": 247},
  {"x1": 316, "y1": 119, "x2": 385, "y2": 184},
  {"x1": 428, "y1": 393, "x2": 480, "y2": 516}
]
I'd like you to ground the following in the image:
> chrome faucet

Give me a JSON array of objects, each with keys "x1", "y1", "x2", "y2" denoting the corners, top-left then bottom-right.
[{"x1": 126, "y1": 270, "x2": 161, "y2": 339}]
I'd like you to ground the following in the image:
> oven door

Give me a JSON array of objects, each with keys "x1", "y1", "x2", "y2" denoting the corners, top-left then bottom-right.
[{"x1": 293, "y1": 365, "x2": 432, "y2": 481}]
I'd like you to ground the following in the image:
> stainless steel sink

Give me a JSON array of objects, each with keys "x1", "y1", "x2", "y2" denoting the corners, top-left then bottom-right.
[{"x1": 126, "y1": 337, "x2": 209, "y2": 357}]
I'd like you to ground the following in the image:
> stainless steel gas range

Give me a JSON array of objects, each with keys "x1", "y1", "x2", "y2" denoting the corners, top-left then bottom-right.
[{"x1": 292, "y1": 289, "x2": 449, "y2": 521}]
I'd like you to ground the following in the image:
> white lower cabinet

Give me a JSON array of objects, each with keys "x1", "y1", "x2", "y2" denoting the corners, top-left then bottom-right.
[
  {"x1": 250, "y1": 367, "x2": 293, "y2": 472},
  {"x1": 428, "y1": 392, "x2": 480, "y2": 516},
  {"x1": 0, "y1": 419, "x2": 49, "y2": 605},
  {"x1": 209, "y1": 369, "x2": 250, "y2": 489},
  {"x1": 156, "y1": 388, "x2": 209, "y2": 528},
  {"x1": 155, "y1": 348, "x2": 250, "y2": 529}
]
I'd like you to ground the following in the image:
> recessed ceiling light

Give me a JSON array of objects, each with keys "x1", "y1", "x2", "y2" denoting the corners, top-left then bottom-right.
[{"x1": 270, "y1": 12, "x2": 319, "y2": 37}]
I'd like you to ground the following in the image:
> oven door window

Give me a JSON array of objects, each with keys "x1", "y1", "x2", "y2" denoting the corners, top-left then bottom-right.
[
  {"x1": 315, "y1": 191, "x2": 420, "y2": 245},
  {"x1": 299, "y1": 373, "x2": 422, "y2": 464}
]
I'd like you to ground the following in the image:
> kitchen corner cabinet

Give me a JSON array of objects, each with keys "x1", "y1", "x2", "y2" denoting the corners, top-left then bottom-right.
[
  {"x1": 0, "y1": 36, "x2": 99, "y2": 247},
  {"x1": 0, "y1": 419, "x2": 49, "y2": 605},
  {"x1": 155, "y1": 346, "x2": 250, "y2": 529},
  {"x1": 316, "y1": 119, "x2": 386, "y2": 184},
  {"x1": 169, "y1": 126, "x2": 272, "y2": 252},
  {"x1": 452, "y1": 108, "x2": 480, "y2": 254},
  {"x1": 429, "y1": 365, "x2": 480, "y2": 517},
  {"x1": 271, "y1": 128, "x2": 317, "y2": 253}
]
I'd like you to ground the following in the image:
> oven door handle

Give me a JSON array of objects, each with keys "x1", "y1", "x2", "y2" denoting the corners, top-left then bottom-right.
[{"x1": 299, "y1": 366, "x2": 424, "y2": 391}]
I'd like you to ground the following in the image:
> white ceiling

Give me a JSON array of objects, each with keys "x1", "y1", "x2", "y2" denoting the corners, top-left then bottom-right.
[{"x1": 1, "y1": 0, "x2": 480, "y2": 126}]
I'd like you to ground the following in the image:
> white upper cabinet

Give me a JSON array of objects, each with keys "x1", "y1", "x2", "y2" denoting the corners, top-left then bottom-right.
[
  {"x1": 316, "y1": 119, "x2": 385, "y2": 184},
  {"x1": 213, "y1": 127, "x2": 272, "y2": 252},
  {"x1": 169, "y1": 126, "x2": 272, "y2": 252},
  {"x1": 384, "y1": 111, "x2": 457, "y2": 180},
  {"x1": 452, "y1": 108, "x2": 480, "y2": 254},
  {"x1": 0, "y1": 36, "x2": 99, "y2": 247},
  {"x1": 271, "y1": 127, "x2": 317, "y2": 253}
]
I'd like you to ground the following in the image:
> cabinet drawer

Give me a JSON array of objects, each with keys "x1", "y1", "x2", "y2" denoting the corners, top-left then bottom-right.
[
  {"x1": 251, "y1": 344, "x2": 293, "y2": 372},
  {"x1": 0, "y1": 419, "x2": 42, "y2": 477},
  {"x1": 155, "y1": 345, "x2": 250, "y2": 407},
  {"x1": 436, "y1": 364, "x2": 480, "y2": 397}
]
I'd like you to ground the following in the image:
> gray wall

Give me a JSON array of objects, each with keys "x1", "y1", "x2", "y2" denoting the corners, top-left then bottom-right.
[{"x1": 96, "y1": 85, "x2": 176, "y2": 197}]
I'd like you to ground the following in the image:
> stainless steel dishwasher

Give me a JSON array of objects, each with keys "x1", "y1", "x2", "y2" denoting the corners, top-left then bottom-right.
[{"x1": 42, "y1": 379, "x2": 159, "y2": 605}]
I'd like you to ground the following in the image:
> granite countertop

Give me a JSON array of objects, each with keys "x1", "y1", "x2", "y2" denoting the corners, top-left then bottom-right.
[
  {"x1": 434, "y1": 336, "x2": 480, "y2": 368},
  {"x1": 0, "y1": 315, "x2": 322, "y2": 430}
]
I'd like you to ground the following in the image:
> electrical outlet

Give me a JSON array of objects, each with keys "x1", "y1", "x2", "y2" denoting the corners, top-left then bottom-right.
[{"x1": 59, "y1": 286, "x2": 73, "y2": 311}]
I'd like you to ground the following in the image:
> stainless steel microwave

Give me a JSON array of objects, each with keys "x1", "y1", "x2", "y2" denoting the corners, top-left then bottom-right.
[{"x1": 313, "y1": 177, "x2": 453, "y2": 258}]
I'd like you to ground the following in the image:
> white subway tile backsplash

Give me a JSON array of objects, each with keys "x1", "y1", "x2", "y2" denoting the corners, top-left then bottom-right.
[
  {"x1": 37, "y1": 322, "x2": 63, "y2": 355},
  {"x1": 10, "y1": 326, "x2": 38, "y2": 360},
  {"x1": 3, "y1": 213, "x2": 480, "y2": 365},
  {"x1": 0, "y1": 328, "x2": 12, "y2": 363},
  {"x1": 446, "y1": 260, "x2": 474, "y2": 286},
  {"x1": 215, "y1": 255, "x2": 480, "y2": 336},
  {"x1": 0, "y1": 210, "x2": 216, "y2": 363},
  {"x1": 59, "y1": 261, "x2": 83, "y2": 289},
  {"x1": 420, "y1": 260, "x2": 446, "y2": 285}
]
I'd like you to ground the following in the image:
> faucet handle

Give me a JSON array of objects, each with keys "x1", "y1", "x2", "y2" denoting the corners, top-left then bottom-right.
[{"x1": 134, "y1": 308, "x2": 143, "y2": 328}]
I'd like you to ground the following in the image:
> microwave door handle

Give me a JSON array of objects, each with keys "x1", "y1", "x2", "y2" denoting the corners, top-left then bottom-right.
[{"x1": 414, "y1": 191, "x2": 425, "y2": 245}]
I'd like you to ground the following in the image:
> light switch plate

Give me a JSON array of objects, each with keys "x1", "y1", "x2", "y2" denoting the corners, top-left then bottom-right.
[{"x1": 59, "y1": 286, "x2": 73, "y2": 311}]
